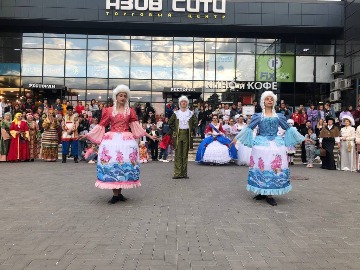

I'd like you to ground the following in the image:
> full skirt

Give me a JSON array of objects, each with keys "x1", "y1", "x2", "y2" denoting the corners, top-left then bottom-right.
[
  {"x1": 236, "y1": 142, "x2": 252, "y2": 166},
  {"x1": 247, "y1": 139, "x2": 292, "y2": 195},
  {"x1": 41, "y1": 129, "x2": 59, "y2": 161},
  {"x1": 339, "y1": 141, "x2": 356, "y2": 172},
  {"x1": 96, "y1": 132, "x2": 141, "y2": 189},
  {"x1": 196, "y1": 135, "x2": 237, "y2": 164}
]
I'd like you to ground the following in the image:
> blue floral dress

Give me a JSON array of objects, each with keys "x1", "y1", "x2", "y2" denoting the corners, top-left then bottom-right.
[{"x1": 236, "y1": 113, "x2": 304, "y2": 195}]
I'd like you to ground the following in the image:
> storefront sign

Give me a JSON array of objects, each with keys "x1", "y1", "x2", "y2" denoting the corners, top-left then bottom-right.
[
  {"x1": 105, "y1": 0, "x2": 226, "y2": 18},
  {"x1": 205, "y1": 80, "x2": 278, "y2": 91},
  {"x1": 164, "y1": 87, "x2": 202, "y2": 93},
  {"x1": 26, "y1": 83, "x2": 63, "y2": 89}
]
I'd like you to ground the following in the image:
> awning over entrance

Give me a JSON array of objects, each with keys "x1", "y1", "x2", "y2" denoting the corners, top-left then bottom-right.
[
  {"x1": 163, "y1": 87, "x2": 202, "y2": 99},
  {"x1": 24, "y1": 83, "x2": 66, "y2": 90}
]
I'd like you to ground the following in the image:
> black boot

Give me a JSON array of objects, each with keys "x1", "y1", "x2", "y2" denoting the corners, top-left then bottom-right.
[
  {"x1": 62, "y1": 155, "x2": 66, "y2": 163},
  {"x1": 74, "y1": 156, "x2": 78, "y2": 163}
]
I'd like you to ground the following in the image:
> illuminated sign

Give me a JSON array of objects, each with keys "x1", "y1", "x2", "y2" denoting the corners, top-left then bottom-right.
[
  {"x1": 26, "y1": 84, "x2": 64, "y2": 90},
  {"x1": 205, "y1": 80, "x2": 278, "y2": 91},
  {"x1": 105, "y1": 0, "x2": 226, "y2": 18}
]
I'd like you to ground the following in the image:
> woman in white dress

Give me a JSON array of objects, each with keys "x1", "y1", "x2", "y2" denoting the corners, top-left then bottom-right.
[
  {"x1": 196, "y1": 115, "x2": 237, "y2": 164},
  {"x1": 339, "y1": 116, "x2": 357, "y2": 172},
  {"x1": 236, "y1": 116, "x2": 252, "y2": 166}
]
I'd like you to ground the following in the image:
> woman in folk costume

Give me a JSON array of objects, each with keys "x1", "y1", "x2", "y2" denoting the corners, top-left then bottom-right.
[
  {"x1": 26, "y1": 113, "x2": 39, "y2": 161},
  {"x1": 0, "y1": 112, "x2": 12, "y2": 161},
  {"x1": 80, "y1": 85, "x2": 155, "y2": 204},
  {"x1": 7, "y1": 112, "x2": 30, "y2": 162},
  {"x1": 319, "y1": 117, "x2": 340, "y2": 170},
  {"x1": 236, "y1": 116, "x2": 251, "y2": 166},
  {"x1": 286, "y1": 119, "x2": 297, "y2": 165},
  {"x1": 41, "y1": 109, "x2": 60, "y2": 162},
  {"x1": 196, "y1": 114, "x2": 237, "y2": 164},
  {"x1": 338, "y1": 116, "x2": 356, "y2": 171},
  {"x1": 231, "y1": 91, "x2": 305, "y2": 206}
]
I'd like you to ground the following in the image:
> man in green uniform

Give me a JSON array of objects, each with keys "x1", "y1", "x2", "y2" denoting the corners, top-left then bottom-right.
[{"x1": 168, "y1": 96, "x2": 198, "y2": 179}]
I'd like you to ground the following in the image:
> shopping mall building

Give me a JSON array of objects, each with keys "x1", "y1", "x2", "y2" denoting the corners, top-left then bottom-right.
[{"x1": 0, "y1": 0, "x2": 359, "y2": 112}]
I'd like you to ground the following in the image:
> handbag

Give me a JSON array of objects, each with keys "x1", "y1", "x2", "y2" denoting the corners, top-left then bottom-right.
[{"x1": 320, "y1": 148, "x2": 326, "y2": 157}]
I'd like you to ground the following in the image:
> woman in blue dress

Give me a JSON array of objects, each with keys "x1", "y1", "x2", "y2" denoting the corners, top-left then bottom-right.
[{"x1": 231, "y1": 91, "x2": 305, "y2": 206}]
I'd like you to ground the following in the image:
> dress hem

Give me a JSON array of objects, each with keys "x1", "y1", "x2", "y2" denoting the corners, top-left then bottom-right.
[
  {"x1": 247, "y1": 184, "x2": 292, "y2": 195},
  {"x1": 95, "y1": 180, "x2": 141, "y2": 189}
]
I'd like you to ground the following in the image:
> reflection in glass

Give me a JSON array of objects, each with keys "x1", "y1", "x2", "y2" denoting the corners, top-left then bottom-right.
[
  {"x1": 237, "y1": 43, "x2": 256, "y2": 54},
  {"x1": 130, "y1": 52, "x2": 151, "y2": 79},
  {"x1": 152, "y1": 80, "x2": 172, "y2": 91},
  {"x1": 276, "y1": 43, "x2": 295, "y2": 54},
  {"x1": 109, "y1": 51, "x2": 130, "y2": 78},
  {"x1": 316, "y1": 56, "x2": 334, "y2": 83},
  {"x1": 66, "y1": 50, "x2": 86, "y2": 77},
  {"x1": 174, "y1": 41, "x2": 193, "y2": 52},
  {"x1": 173, "y1": 81, "x2": 192, "y2": 88},
  {"x1": 236, "y1": 55, "x2": 255, "y2": 81},
  {"x1": 256, "y1": 54, "x2": 276, "y2": 82},
  {"x1": 152, "y1": 52, "x2": 172, "y2": 80},
  {"x1": 205, "y1": 41, "x2": 217, "y2": 53},
  {"x1": 152, "y1": 40, "x2": 173, "y2": 52},
  {"x1": 66, "y1": 39, "x2": 87, "y2": 50},
  {"x1": 109, "y1": 79, "x2": 130, "y2": 90},
  {"x1": 109, "y1": 35, "x2": 130, "y2": 39},
  {"x1": 23, "y1": 33, "x2": 43, "y2": 37},
  {"x1": 21, "y1": 76, "x2": 42, "y2": 85},
  {"x1": 22, "y1": 49, "x2": 43, "y2": 76},
  {"x1": 194, "y1": 53, "x2": 204, "y2": 80},
  {"x1": 216, "y1": 42, "x2": 236, "y2": 53},
  {"x1": 22, "y1": 37, "x2": 43, "y2": 48},
  {"x1": 66, "y1": 34, "x2": 87, "y2": 39},
  {"x1": 86, "y1": 89, "x2": 109, "y2": 103},
  {"x1": 205, "y1": 54, "x2": 215, "y2": 80},
  {"x1": 44, "y1": 50, "x2": 65, "y2": 77},
  {"x1": 174, "y1": 37, "x2": 193, "y2": 41},
  {"x1": 65, "y1": 78, "x2": 86, "y2": 89},
  {"x1": 44, "y1": 33, "x2": 65, "y2": 38},
  {"x1": 130, "y1": 79, "x2": 151, "y2": 91},
  {"x1": 216, "y1": 54, "x2": 235, "y2": 81},
  {"x1": 42, "y1": 77, "x2": 64, "y2": 85},
  {"x1": 129, "y1": 91, "x2": 151, "y2": 103},
  {"x1": 152, "y1": 93, "x2": 166, "y2": 103},
  {"x1": 87, "y1": 51, "x2": 108, "y2": 78},
  {"x1": 131, "y1": 36, "x2": 151, "y2": 40},
  {"x1": 296, "y1": 56, "x2": 314, "y2": 82},
  {"x1": 87, "y1": 78, "x2": 108, "y2": 89},
  {"x1": 131, "y1": 40, "x2": 151, "y2": 51},
  {"x1": 257, "y1": 43, "x2": 276, "y2": 54},
  {"x1": 316, "y1": 45, "x2": 334, "y2": 56},
  {"x1": 70, "y1": 89, "x2": 86, "y2": 104},
  {"x1": 88, "y1": 39, "x2": 108, "y2": 50},
  {"x1": 44, "y1": 38, "x2": 65, "y2": 49},
  {"x1": 173, "y1": 53, "x2": 193, "y2": 80},
  {"x1": 109, "y1": 40, "x2": 130, "y2": 50},
  {"x1": 194, "y1": 42, "x2": 204, "y2": 52},
  {"x1": 0, "y1": 49, "x2": 21, "y2": 75}
]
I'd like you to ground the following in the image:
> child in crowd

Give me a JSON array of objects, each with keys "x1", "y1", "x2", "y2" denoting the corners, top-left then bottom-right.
[
  {"x1": 84, "y1": 144, "x2": 98, "y2": 164},
  {"x1": 286, "y1": 119, "x2": 296, "y2": 165},
  {"x1": 147, "y1": 124, "x2": 160, "y2": 161},
  {"x1": 139, "y1": 141, "x2": 149, "y2": 163},
  {"x1": 305, "y1": 127, "x2": 317, "y2": 168},
  {"x1": 158, "y1": 133, "x2": 173, "y2": 162}
]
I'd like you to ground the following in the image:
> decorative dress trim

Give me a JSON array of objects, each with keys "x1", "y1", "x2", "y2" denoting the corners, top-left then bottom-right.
[
  {"x1": 95, "y1": 180, "x2": 141, "y2": 189},
  {"x1": 246, "y1": 184, "x2": 292, "y2": 195}
]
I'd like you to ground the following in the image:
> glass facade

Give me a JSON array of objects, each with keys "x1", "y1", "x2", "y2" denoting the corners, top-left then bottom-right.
[{"x1": 0, "y1": 32, "x2": 336, "y2": 112}]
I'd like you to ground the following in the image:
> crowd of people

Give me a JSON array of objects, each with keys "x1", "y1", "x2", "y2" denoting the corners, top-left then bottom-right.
[{"x1": 1, "y1": 88, "x2": 360, "y2": 206}]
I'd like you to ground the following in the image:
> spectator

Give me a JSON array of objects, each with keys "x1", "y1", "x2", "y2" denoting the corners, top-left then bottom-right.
[
  {"x1": 229, "y1": 103, "x2": 238, "y2": 119},
  {"x1": 304, "y1": 127, "x2": 317, "y2": 168},
  {"x1": 84, "y1": 144, "x2": 98, "y2": 164},
  {"x1": 165, "y1": 100, "x2": 174, "y2": 118},
  {"x1": 277, "y1": 103, "x2": 290, "y2": 120},
  {"x1": 253, "y1": 100, "x2": 262, "y2": 113},
  {"x1": 89, "y1": 99, "x2": 99, "y2": 113},
  {"x1": 145, "y1": 102, "x2": 155, "y2": 117},
  {"x1": 147, "y1": 124, "x2": 160, "y2": 161},
  {"x1": 75, "y1": 101, "x2": 84, "y2": 115},
  {"x1": 53, "y1": 98, "x2": 62, "y2": 114},
  {"x1": 159, "y1": 133, "x2": 172, "y2": 162}
]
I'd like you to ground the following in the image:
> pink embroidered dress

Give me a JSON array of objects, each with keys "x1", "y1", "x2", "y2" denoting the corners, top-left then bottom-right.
[{"x1": 86, "y1": 107, "x2": 146, "y2": 189}]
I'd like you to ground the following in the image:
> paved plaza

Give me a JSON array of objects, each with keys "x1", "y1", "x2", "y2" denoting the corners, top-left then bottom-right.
[{"x1": 0, "y1": 161, "x2": 360, "y2": 270}]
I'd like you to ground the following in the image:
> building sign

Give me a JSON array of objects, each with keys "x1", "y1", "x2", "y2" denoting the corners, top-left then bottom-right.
[
  {"x1": 26, "y1": 83, "x2": 64, "y2": 90},
  {"x1": 256, "y1": 55, "x2": 295, "y2": 82},
  {"x1": 205, "y1": 80, "x2": 278, "y2": 91},
  {"x1": 164, "y1": 87, "x2": 202, "y2": 93},
  {"x1": 105, "y1": 0, "x2": 226, "y2": 19}
]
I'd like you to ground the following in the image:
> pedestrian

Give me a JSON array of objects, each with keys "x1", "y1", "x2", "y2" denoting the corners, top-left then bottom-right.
[
  {"x1": 147, "y1": 124, "x2": 160, "y2": 161},
  {"x1": 61, "y1": 105, "x2": 79, "y2": 163},
  {"x1": 304, "y1": 128, "x2": 317, "y2": 168},
  {"x1": 41, "y1": 109, "x2": 59, "y2": 162},
  {"x1": 7, "y1": 112, "x2": 30, "y2": 162},
  {"x1": 319, "y1": 118, "x2": 340, "y2": 170},
  {"x1": 231, "y1": 91, "x2": 305, "y2": 206},
  {"x1": 0, "y1": 112, "x2": 12, "y2": 161},
  {"x1": 338, "y1": 116, "x2": 356, "y2": 171},
  {"x1": 168, "y1": 95, "x2": 198, "y2": 179},
  {"x1": 79, "y1": 85, "x2": 155, "y2": 204},
  {"x1": 159, "y1": 133, "x2": 172, "y2": 162}
]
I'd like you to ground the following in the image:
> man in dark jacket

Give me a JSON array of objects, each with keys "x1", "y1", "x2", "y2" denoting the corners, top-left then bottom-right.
[{"x1": 300, "y1": 120, "x2": 312, "y2": 164}]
